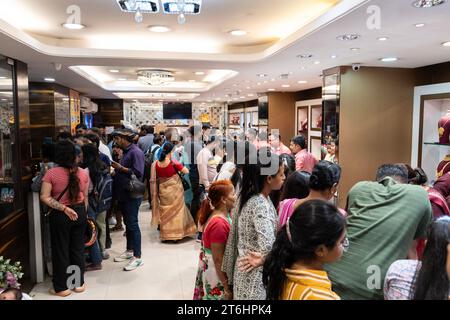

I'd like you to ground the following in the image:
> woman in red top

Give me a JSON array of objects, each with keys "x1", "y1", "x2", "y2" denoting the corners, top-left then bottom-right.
[
  {"x1": 40, "y1": 140, "x2": 89, "y2": 297},
  {"x1": 150, "y1": 142, "x2": 197, "y2": 241},
  {"x1": 193, "y1": 180, "x2": 236, "y2": 300}
]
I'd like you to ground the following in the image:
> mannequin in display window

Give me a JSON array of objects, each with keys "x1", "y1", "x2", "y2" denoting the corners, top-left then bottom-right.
[
  {"x1": 438, "y1": 111, "x2": 450, "y2": 144},
  {"x1": 436, "y1": 154, "x2": 450, "y2": 179}
]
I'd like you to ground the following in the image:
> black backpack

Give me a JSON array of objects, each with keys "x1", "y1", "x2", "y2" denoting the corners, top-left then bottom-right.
[{"x1": 89, "y1": 169, "x2": 113, "y2": 213}]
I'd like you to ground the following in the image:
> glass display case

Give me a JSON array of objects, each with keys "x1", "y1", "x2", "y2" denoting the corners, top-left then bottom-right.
[
  {"x1": 322, "y1": 67, "x2": 341, "y2": 163},
  {"x1": 0, "y1": 57, "x2": 18, "y2": 220}
]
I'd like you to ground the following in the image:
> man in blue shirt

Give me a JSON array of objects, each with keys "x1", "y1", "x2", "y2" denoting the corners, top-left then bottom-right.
[{"x1": 111, "y1": 129, "x2": 145, "y2": 271}]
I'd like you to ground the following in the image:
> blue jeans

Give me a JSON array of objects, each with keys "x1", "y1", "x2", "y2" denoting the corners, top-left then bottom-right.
[
  {"x1": 119, "y1": 198, "x2": 142, "y2": 258},
  {"x1": 87, "y1": 206, "x2": 103, "y2": 265}
]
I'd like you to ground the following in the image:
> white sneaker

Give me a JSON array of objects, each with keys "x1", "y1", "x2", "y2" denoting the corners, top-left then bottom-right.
[
  {"x1": 114, "y1": 251, "x2": 133, "y2": 262},
  {"x1": 124, "y1": 258, "x2": 144, "y2": 271}
]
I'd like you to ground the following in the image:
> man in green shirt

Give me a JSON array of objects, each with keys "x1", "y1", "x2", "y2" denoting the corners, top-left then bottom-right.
[{"x1": 326, "y1": 164, "x2": 432, "y2": 300}]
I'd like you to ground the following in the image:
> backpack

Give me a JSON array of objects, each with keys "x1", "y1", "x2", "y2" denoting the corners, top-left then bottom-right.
[
  {"x1": 144, "y1": 145, "x2": 160, "y2": 180},
  {"x1": 89, "y1": 169, "x2": 113, "y2": 213}
]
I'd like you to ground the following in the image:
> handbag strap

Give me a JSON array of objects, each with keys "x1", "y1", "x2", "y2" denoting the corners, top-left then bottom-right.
[
  {"x1": 45, "y1": 183, "x2": 70, "y2": 217},
  {"x1": 171, "y1": 161, "x2": 184, "y2": 180}
]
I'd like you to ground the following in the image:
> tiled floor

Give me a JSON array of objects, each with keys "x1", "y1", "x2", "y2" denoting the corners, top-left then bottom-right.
[{"x1": 29, "y1": 203, "x2": 199, "y2": 300}]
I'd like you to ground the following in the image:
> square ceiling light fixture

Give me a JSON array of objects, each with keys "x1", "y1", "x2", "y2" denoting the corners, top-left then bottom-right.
[
  {"x1": 161, "y1": 0, "x2": 202, "y2": 14},
  {"x1": 117, "y1": 0, "x2": 159, "y2": 13}
]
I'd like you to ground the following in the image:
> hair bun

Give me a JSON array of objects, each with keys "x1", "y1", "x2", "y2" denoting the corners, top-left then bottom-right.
[{"x1": 309, "y1": 173, "x2": 320, "y2": 187}]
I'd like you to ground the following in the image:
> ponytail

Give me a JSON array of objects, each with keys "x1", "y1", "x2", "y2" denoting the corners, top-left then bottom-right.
[
  {"x1": 197, "y1": 198, "x2": 214, "y2": 226},
  {"x1": 262, "y1": 229, "x2": 295, "y2": 300},
  {"x1": 68, "y1": 166, "x2": 81, "y2": 203}
]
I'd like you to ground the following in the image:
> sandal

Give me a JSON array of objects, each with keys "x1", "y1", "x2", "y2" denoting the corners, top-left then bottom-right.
[{"x1": 110, "y1": 225, "x2": 124, "y2": 232}]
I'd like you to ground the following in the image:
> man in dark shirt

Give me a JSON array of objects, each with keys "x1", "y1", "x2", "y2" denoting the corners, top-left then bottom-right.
[
  {"x1": 111, "y1": 129, "x2": 145, "y2": 271},
  {"x1": 185, "y1": 125, "x2": 203, "y2": 224}
]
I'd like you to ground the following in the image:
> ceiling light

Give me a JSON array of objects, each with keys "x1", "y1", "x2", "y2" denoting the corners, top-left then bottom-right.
[
  {"x1": 0, "y1": 76, "x2": 6, "y2": 79},
  {"x1": 109, "y1": 69, "x2": 120, "y2": 73},
  {"x1": 271, "y1": 78, "x2": 275, "y2": 82},
  {"x1": 257, "y1": 74, "x2": 267, "y2": 78},
  {"x1": 162, "y1": 0, "x2": 202, "y2": 14},
  {"x1": 137, "y1": 69, "x2": 174, "y2": 85},
  {"x1": 380, "y1": 57, "x2": 398, "y2": 62},
  {"x1": 62, "y1": 23, "x2": 86, "y2": 30},
  {"x1": 240, "y1": 96, "x2": 246, "y2": 99},
  {"x1": 44, "y1": 78, "x2": 55, "y2": 82},
  {"x1": 282, "y1": 84, "x2": 290, "y2": 88},
  {"x1": 297, "y1": 54, "x2": 313, "y2": 59},
  {"x1": 195, "y1": 71, "x2": 205, "y2": 75},
  {"x1": 246, "y1": 86, "x2": 251, "y2": 89},
  {"x1": 229, "y1": 30, "x2": 247, "y2": 36},
  {"x1": 257, "y1": 83, "x2": 261, "y2": 86},
  {"x1": 351, "y1": 48, "x2": 360, "y2": 51},
  {"x1": 314, "y1": 61, "x2": 321, "y2": 65},
  {"x1": 148, "y1": 25, "x2": 171, "y2": 32},
  {"x1": 378, "y1": 37, "x2": 389, "y2": 41},
  {"x1": 1, "y1": 98, "x2": 7, "y2": 101},
  {"x1": 336, "y1": 34, "x2": 361, "y2": 41},
  {"x1": 330, "y1": 55, "x2": 337, "y2": 59},
  {"x1": 268, "y1": 89, "x2": 275, "y2": 91},
  {"x1": 247, "y1": 94, "x2": 254, "y2": 97},
  {"x1": 412, "y1": 0, "x2": 446, "y2": 8},
  {"x1": 442, "y1": 41, "x2": 450, "y2": 47},
  {"x1": 117, "y1": 0, "x2": 159, "y2": 13},
  {"x1": 298, "y1": 80, "x2": 307, "y2": 84},
  {"x1": 415, "y1": 23, "x2": 426, "y2": 27},
  {"x1": 189, "y1": 80, "x2": 196, "y2": 82},
  {"x1": 117, "y1": 78, "x2": 128, "y2": 81}
]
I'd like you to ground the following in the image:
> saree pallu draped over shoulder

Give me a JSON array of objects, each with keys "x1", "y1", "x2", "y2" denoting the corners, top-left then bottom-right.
[{"x1": 150, "y1": 162, "x2": 197, "y2": 241}]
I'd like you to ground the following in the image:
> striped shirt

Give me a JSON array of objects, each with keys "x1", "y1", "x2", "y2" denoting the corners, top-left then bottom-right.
[{"x1": 281, "y1": 268, "x2": 340, "y2": 300}]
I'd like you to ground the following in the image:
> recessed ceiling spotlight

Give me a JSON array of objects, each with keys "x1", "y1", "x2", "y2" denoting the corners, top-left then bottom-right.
[
  {"x1": 246, "y1": 86, "x2": 251, "y2": 89},
  {"x1": 44, "y1": 77, "x2": 55, "y2": 82},
  {"x1": 297, "y1": 54, "x2": 313, "y2": 59},
  {"x1": 0, "y1": 76, "x2": 6, "y2": 79},
  {"x1": 148, "y1": 25, "x2": 171, "y2": 33},
  {"x1": 442, "y1": 41, "x2": 450, "y2": 47},
  {"x1": 271, "y1": 78, "x2": 275, "y2": 82},
  {"x1": 257, "y1": 74, "x2": 267, "y2": 78},
  {"x1": 298, "y1": 80, "x2": 308, "y2": 84},
  {"x1": 380, "y1": 57, "x2": 398, "y2": 62},
  {"x1": 240, "y1": 96, "x2": 246, "y2": 99},
  {"x1": 330, "y1": 54, "x2": 338, "y2": 59},
  {"x1": 62, "y1": 23, "x2": 85, "y2": 30},
  {"x1": 336, "y1": 34, "x2": 361, "y2": 41},
  {"x1": 351, "y1": 47, "x2": 360, "y2": 51},
  {"x1": 268, "y1": 88, "x2": 275, "y2": 91},
  {"x1": 117, "y1": 78, "x2": 128, "y2": 81},
  {"x1": 264, "y1": 81, "x2": 268, "y2": 83},
  {"x1": 257, "y1": 82, "x2": 261, "y2": 85},
  {"x1": 195, "y1": 71, "x2": 205, "y2": 75},
  {"x1": 109, "y1": 69, "x2": 120, "y2": 73},
  {"x1": 229, "y1": 29, "x2": 247, "y2": 36},
  {"x1": 412, "y1": 0, "x2": 446, "y2": 8},
  {"x1": 282, "y1": 84, "x2": 290, "y2": 88},
  {"x1": 314, "y1": 61, "x2": 321, "y2": 65},
  {"x1": 247, "y1": 94, "x2": 254, "y2": 97},
  {"x1": 378, "y1": 36, "x2": 389, "y2": 41},
  {"x1": 415, "y1": 23, "x2": 426, "y2": 27}
]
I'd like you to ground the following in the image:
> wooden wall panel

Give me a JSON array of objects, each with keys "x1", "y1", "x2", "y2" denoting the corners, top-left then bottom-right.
[
  {"x1": 295, "y1": 87, "x2": 322, "y2": 101},
  {"x1": 92, "y1": 99, "x2": 124, "y2": 128},
  {"x1": 415, "y1": 61, "x2": 450, "y2": 86},
  {"x1": 268, "y1": 92, "x2": 297, "y2": 146},
  {"x1": 338, "y1": 66, "x2": 416, "y2": 207}
]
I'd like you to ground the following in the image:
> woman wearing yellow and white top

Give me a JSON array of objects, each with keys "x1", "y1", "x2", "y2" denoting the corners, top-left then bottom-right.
[{"x1": 262, "y1": 199, "x2": 347, "y2": 300}]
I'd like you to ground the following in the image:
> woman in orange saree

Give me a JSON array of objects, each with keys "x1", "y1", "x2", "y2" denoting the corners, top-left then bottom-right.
[{"x1": 150, "y1": 142, "x2": 197, "y2": 241}]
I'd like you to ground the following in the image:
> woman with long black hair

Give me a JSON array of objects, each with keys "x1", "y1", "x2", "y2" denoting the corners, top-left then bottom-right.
[
  {"x1": 40, "y1": 140, "x2": 89, "y2": 297},
  {"x1": 263, "y1": 200, "x2": 347, "y2": 300},
  {"x1": 384, "y1": 217, "x2": 450, "y2": 300},
  {"x1": 222, "y1": 147, "x2": 285, "y2": 300},
  {"x1": 81, "y1": 143, "x2": 107, "y2": 270}
]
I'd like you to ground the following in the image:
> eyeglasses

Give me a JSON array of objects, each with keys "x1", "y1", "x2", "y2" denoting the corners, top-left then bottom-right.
[{"x1": 341, "y1": 237, "x2": 349, "y2": 252}]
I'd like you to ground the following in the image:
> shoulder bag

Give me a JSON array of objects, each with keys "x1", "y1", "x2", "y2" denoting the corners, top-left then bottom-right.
[
  {"x1": 44, "y1": 184, "x2": 70, "y2": 217},
  {"x1": 171, "y1": 162, "x2": 190, "y2": 191}
]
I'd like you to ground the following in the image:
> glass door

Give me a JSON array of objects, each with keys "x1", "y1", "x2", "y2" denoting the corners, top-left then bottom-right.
[{"x1": 0, "y1": 56, "x2": 17, "y2": 220}]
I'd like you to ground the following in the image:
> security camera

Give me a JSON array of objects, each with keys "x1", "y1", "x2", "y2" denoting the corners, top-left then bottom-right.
[{"x1": 352, "y1": 63, "x2": 361, "y2": 71}]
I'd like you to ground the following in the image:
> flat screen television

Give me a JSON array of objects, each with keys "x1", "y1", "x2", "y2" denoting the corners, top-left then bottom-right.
[
  {"x1": 258, "y1": 96, "x2": 268, "y2": 119},
  {"x1": 163, "y1": 102, "x2": 192, "y2": 119}
]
